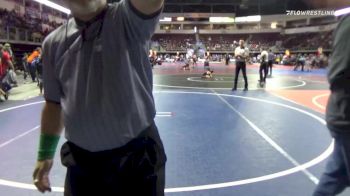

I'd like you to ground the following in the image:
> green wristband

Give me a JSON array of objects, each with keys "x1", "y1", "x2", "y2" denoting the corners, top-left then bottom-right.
[{"x1": 37, "y1": 133, "x2": 60, "y2": 161}]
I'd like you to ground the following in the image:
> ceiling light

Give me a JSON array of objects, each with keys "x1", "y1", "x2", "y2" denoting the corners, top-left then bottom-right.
[
  {"x1": 160, "y1": 17, "x2": 172, "y2": 22},
  {"x1": 235, "y1": 15, "x2": 261, "y2": 22},
  {"x1": 209, "y1": 17, "x2": 235, "y2": 23},
  {"x1": 177, "y1": 17, "x2": 185, "y2": 21},
  {"x1": 33, "y1": 0, "x2": 70, "y2": 15},
  {"x1": 334, "y1": 7, "x2": 350, "y2": 16},
  {"x1": 271, "y1": 22, "x2": 277, "y2": 29}
]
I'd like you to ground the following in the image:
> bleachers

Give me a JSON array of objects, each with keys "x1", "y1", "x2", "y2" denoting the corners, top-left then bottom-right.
[
  {"x1": 152, "y1": 34, "x2": 196, "y2": 51},
  {"x1": 151, "y1": 32, "x2": 333, "y2": 52},
  {"x1": 0, "y1": 7, "x2": 63, "y2": 43},
  {"x1": 0, "y1": 5, "x2": 334, "y2": 54}
]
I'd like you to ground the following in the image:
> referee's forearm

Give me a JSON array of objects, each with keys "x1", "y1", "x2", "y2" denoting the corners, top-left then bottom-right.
[
  {"x1": 41, "y1": 102, "x2": 64, "y2": 136},
  {"x1": 130, "y1": 0, "x2": 164, "y2": 15}
]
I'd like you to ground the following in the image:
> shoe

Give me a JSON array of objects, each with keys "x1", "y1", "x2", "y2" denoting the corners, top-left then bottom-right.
[
  {"x1": 243, "y1": 88, "x2": 248, "y2": 91},
  {"x1": 232, "y1": 88, "x2": 237, "y2": 91}
]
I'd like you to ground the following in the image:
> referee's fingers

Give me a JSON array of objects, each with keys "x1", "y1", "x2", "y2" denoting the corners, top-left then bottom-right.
[
  {"x1": 32, "y1": 167, "x2": 39, "y2": 181},
  {"x1": 33, "y1": 161, "x2": 52, "y2": 193},
  {"x1": 33, "y1": 166, "x2": 43, "y2": 192},
  {"x1": 34, "y1": 168, "x2": 51, "y2": 193}
]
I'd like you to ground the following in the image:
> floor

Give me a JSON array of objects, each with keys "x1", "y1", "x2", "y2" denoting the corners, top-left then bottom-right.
[{"x1": 1, "y1": 62, "x2": 349, "y2": 196}]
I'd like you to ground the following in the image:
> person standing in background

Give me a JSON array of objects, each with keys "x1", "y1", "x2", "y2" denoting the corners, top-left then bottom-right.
[
  {"x1": 22, "y1": 53, "x2": 29, "y2": 80},
  {"x1": 32, "y1": 55, "x2": 43, "y2": 94},
  {"x1": 225, "y1": 53, "x2": 230, "y2": 66},
  {"x1": 232, "y1": 39, "x2": 249, "y2": 91},
  {"x1": 259, "y1": 49, "x2": 268, "y2": 87},
  {"x1": 27, "y1": 47, "x2": 41, "y2": 82},
  {"x1": 1, "y1": 44, "x2": 17, "y2": 87},
  {"x1": 267, "y1": 49, "x2": 274, "y2": 76},
  {"x1": 4, "y1": 43, "x2": 14, "y2": 59},
  {"x1": 204, "y1": 51, "x2": 210, "y2": 70}
]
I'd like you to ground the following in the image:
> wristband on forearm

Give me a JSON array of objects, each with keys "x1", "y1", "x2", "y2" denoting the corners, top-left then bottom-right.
[{"x1": 37, "y1": 133, "x2": 60, "y2": 161}]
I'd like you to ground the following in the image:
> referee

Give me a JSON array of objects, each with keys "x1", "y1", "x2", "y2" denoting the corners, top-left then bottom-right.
[
  {"x1": 32, "y1": 0, "x2": 166, "y2": 195},
  {"x1": 232, "y1": 39, "x2": 249, "y2": 91},
  {"x1": 313, "y1": 9, "x2": 350, "y2": 196},
  {"x1": 259, "y1": 49, "x2": 268, "y2": 87},
  {"x1": 267, "y1": 49, "x2": 274, "y2": 76}
]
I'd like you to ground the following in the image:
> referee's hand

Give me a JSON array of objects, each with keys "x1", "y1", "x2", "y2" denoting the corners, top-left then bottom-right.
[{"x1": 33, "y1": 159, "x2": 53, "y2": 193}]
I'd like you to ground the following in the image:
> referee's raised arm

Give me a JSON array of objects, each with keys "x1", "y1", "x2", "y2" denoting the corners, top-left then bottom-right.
[{"x1": 130, "y1": 0, "x2": 164, "y2": 15}]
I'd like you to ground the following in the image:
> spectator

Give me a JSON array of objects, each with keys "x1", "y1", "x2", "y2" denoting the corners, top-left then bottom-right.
[
  {"x1": 22, "y1": 53, "x2": 29, "y2": 80},
  {"x1": 32, "y1": 54, "x2": 43, "y2": 94},
  {"x1": 4, "y1": 43, "x2": 13, "y2": 58},
  {"x1": 27, "y1": 47, "x2": 41, "y2": 82},
  {"x1": 1, "y1": 44, "x2": 17, "y2": 87},
  {"x1": 225, "y1": 53, "x2": 230, "y2": 66},
  {"x1": 0, "y1": 44, "x2": 12, "y2": 99}
]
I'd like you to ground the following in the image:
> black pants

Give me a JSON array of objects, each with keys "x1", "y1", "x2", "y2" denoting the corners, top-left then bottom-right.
[
  {"x1": 23, "y1": 62, "x2": 29, "y2": 80},
  {"x1": 313, "y1": 134, "x2": 350, "y2": 195},
  {"x1": 294, "y1": 61, "x2": 305, "y2": 71},
  {"x1": 29, "y1": 64, "x2": 36, "y2": 82},
  {"x1": 267, "y1": 60, "x2": 273, "y2": 75},
  {"x1": 61, "y1": 122, "x2": 167, "y2": 196},
  {"x1": 259, "y1": 62, "x2": 268, "y2": 83},
  {"x1": 0, "y1": 75, "x2": 11, "y2": 92},
  {"x1": 233, "y1": 61, "x2": 248, "y2": 89}
]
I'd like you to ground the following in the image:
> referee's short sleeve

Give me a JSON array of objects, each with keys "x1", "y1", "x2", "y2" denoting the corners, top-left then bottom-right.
[
  {"x1": 42, "y1": 37, "x2": 62, "y2": 104},
  {"x1": 245, "y1": 48, "x2": 250, "y2": 57},
  {"x1": 118, "y1": 0, "x2": 162, "y2": 41},
  {"x1": 234, "y1": 47, "x2": 239, "y2": 57}
]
